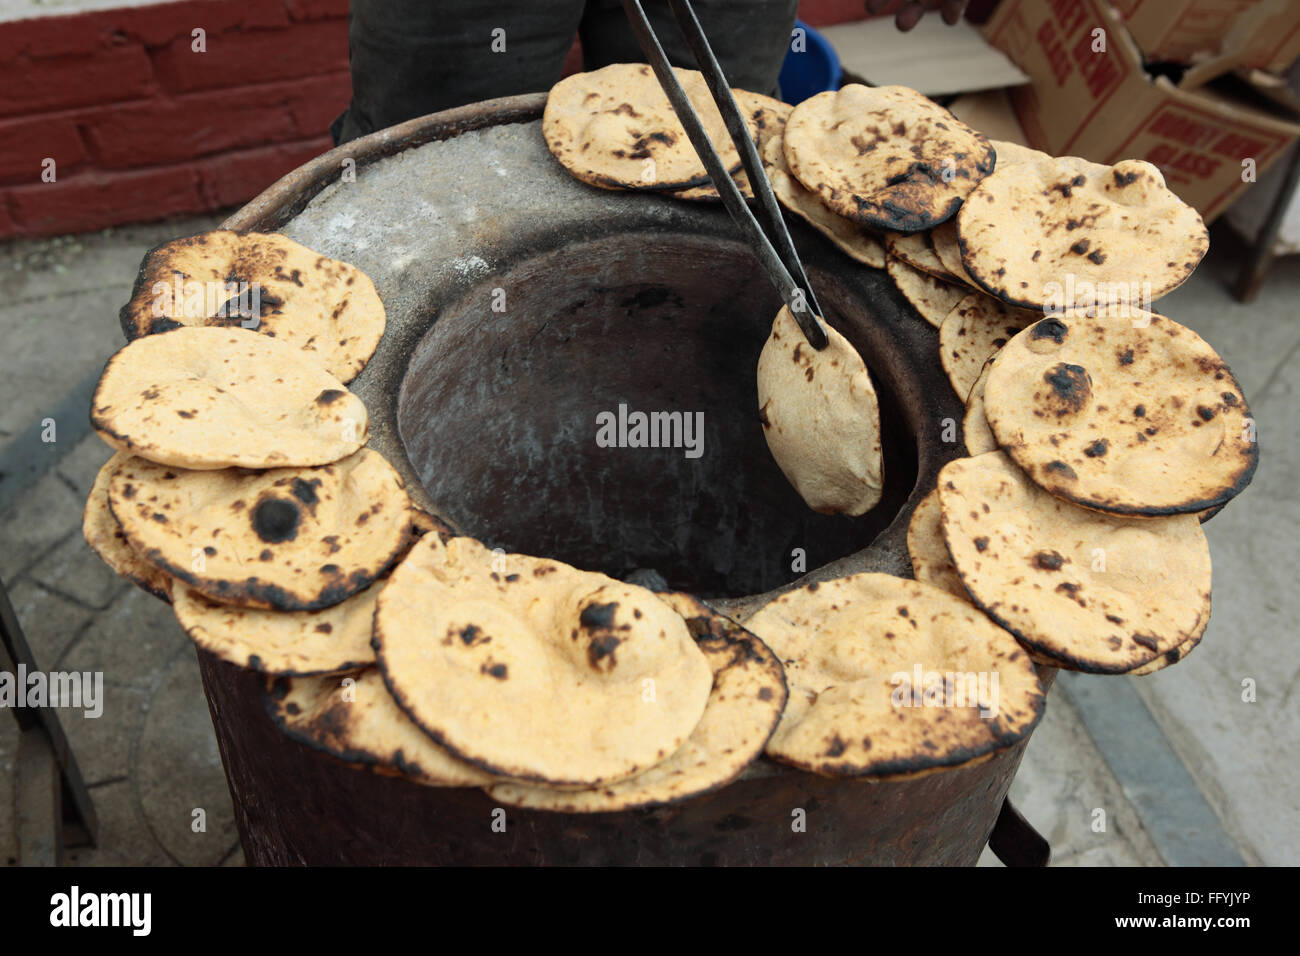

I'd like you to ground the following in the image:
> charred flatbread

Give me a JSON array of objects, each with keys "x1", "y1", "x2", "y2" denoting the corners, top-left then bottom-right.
[
  {"x1": 983, "y1": 310, "x2": 1257, "y2": 515},
  {"x1": 485, "y1": 592, "x2": 786, "y2": 811},
  {"x1": 743, "y1": 572, "x2": 1043, "y2": 777},
  {"x1": 887, "y1": 256, "x2": 967, "y2": 329},
  {"x1": 764, "y1": 135, "x2": 885, "y2": 267},
  {"x1": 82, "y1": 451, "x2": 172, "y2": 602},
  {"x1": 373, "y1": 535, "x2": 713, "y2": 787},
  {"x1": 939, "y1": 293, "x2": 1034, "y2": 401},
  {"x1": 107, "y1": 450, "x2": 413, "y2": 611},
  {"x1": 544, "y1": 63, "x2": 750, "y2": 191},
  {"x1": 757, "y1": 305, "x2": 884, "y2": 515},
  {"x1": 265, "y1": 668, "x2": 498, "y2": 787},
  {"x1": 937, "y1": 451, "x2": 1212, "y2": 673},
  {"x1": 119, "y1": 230, "x2": 384, "y2": 383},
  {"x1": 783, "y1": 85, "x2": 994, "y2": 232},
  {"x1": 92, "y1": 326, "x2": 367, "y2": 470},
  {"x1": 956, "y1": 155, "x2": 1208, "y2": 310}
]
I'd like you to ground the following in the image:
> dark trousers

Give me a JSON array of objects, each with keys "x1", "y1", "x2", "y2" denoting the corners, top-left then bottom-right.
[{"x1": 332, "y1": 0, "x2": 800, "y2": 144}]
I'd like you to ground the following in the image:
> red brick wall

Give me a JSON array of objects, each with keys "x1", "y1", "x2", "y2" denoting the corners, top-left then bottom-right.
[
  {"x1": 0, "y1": 0, "x2": 350, "y2": 239},
  {"x1": 0, "y1": 0, "x2": 881, "y2": 240}
]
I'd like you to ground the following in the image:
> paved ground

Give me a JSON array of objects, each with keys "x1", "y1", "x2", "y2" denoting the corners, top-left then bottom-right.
[{"x1": 0, "y1": 214, "x2": 1294, "y2": 867}]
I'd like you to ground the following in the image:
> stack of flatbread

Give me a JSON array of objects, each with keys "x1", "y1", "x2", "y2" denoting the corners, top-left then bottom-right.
[
  {"x1": 84, "y1": 231, "x2": 419, "y2": 683},
  {"x1": 266, "y1": 536, "x2": 790, "y2": 809},
  {"x1": 908, "y1": 305, "x2": 1256, "y2": 674}
]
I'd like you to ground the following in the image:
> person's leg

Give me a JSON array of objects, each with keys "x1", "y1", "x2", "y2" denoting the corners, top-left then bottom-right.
[
  {"x1": 333, "y1": 0, "x2": 586, "y2": 144},
  {"x1": 577, "y1": 0, "x2": 799, "y2": 97}
]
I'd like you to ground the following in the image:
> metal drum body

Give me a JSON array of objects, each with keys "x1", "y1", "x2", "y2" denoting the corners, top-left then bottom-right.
[{"x1": 200, "y1": 94, "x2": 1049, "y2": 866}]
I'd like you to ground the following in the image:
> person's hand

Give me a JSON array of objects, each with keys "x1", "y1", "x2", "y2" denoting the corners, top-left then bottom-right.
[{"x1": 865, "y1": 0, "x2": 969, "y2": 32}]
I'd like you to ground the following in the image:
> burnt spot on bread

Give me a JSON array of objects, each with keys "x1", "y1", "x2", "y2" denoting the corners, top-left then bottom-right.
[
  {"x1": 1069, "y1": 239, "x2": 1091, "y2": 255},
  {"x1": 1084, "y1": 438, "x2": 1109, "y2": 457},
  {"x1": 1041, "y1": 363, "x2": 1091, "y2": 415},
  {"x1": 579, "y1": 601, "x2": 619, "y2": 630},
  {"x1": 587, "y1": 634, "x2": 622, "y2": 671},
  {"x1": 1030, "y1": 318, "x2": 1068, "y2": 344},
  {"x1": 459, "y1": 624, "x2": 489, "y2": 647},
  {"x1": 1113, "y1": 168, "x2": 1140, "y2": 186},
  {"x1": 315, "y1": 389, "x2": 346, "y2": 405},
  {"x1": 290, "y1": 477, "x2": 321, "y2": 506},
  {"x1": 1197, "y1": 405, "x2": 1216, "y2": 421},
  {"x1": 1044, "y1": 460, "x2": 1078, "y2": 481},
  {"x1": 314, "y1": 622, "x2": 333, "y2": 634},
  {"x1": 252, "y1": 498, "x2": 300, "y2": 543},
  {"x1": 149, "y1": 317, "x2": 184, "y2": 334},
  {"x1": 1118, "y1": 347, "x2": 1134, "y2": 365},
  {"x1": 825, "y1": 735, "x2": 848, "y2": 758},
  {"x1": 1033, "y1": 550, "x2": 1065, "y2": 571},
  {"x1": 1086, "y1": 249, "x2": 1106, "y2": 265},
  {"x1": 481, "y1": 662, "x2": 509, "y2": 680},
  {"x1": 974, "y1": 536, "x2": 989, "y2": 552}
]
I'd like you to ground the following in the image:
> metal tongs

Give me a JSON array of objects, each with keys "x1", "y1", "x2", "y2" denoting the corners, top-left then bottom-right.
[{"x1": 620, "y1": 0, "x2": 829, "y2": 350}]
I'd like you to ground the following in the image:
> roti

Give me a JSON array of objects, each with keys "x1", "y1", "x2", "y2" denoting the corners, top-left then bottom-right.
[
  {"x1": 118, "y1": 230, "x2": 385, "y2": 383},
  {"x1": 543, "y1": 63, "x2": 750, "y2": 191},
  {"x1": 265, "y1": 669, "x2": 499, "y2": 787},
  {"x1": 669, "y1": 93, "x2": 790, "y2": 202},
  {"x1": 92, "y1": 326, "x2": 368, "y2": 470},
  {"x1": 485, "y1": 592, "x2": 786, "y2": 812},
  {"x1": 956, "y1": 155, "x2": 1208, "y2": 310},
  {"x1": 373, "y1": 534, "x2": 713, "y2": 787},
  {"x1": 983, "y1": 310, "x2": 1257, "y2": 515},
  {"x1": 107, "y1": 449, "x2": 413, "y2": 611},
  {"x1": 937, "y1": 452, "x2": 1212, "y2": 673},
  {"x1": 885, "y1": 230, "x2": 954, "y2": 280},
  {"x1": 82, "y1": 451, "x2": 173, "y2": 602},
  {"x1": 887, "y1": 256, "x2": 967, "y2": 329},
  {"x1": 906, "y1": 490, "x2": 966, "y2": 599},
  {"x1": 173, "y1": 578, "x2": 384, "y2": 675},
  {"x1": 962, "y1": 361, "x2": 998, "y2": 456},
  {"x1": 756, "y1": 305, "x2": 884, "y2": 516},
  {"x1": 938, "y1": 293, "x2": 1035, "y2": 401},
  {"x1": 743, "y1": 572, "x2": 1044, "y2": 777},
  {"x1": 763, "y1": 135, "x2": 885, "y2": 267},
  {"x1": 929, "y1": 220, "x2": 976, "y2": 286},
  {"x1": 783, "y1": 85, "x2": 995, "y2": 232}
]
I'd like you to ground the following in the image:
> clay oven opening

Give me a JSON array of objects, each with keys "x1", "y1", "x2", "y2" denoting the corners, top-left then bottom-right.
[{"x1": 397, "y1": 233, "x2": 917, "y2": 597}]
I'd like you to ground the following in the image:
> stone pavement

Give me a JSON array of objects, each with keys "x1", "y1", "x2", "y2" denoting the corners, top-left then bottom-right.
[{"x1": 0, "y1": 216, "x2": 1295, "y2": 867}]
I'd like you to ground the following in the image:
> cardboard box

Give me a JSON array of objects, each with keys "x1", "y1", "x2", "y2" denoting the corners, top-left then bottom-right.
[
  {"x1": 984, "y1": 0, "x2": 1300, "y2": 221},
  {"x1": 1112, "y1": 0, "x2": 1300, "y2": 74}
]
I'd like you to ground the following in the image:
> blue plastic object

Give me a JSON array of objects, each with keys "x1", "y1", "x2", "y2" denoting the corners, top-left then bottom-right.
[{"x1": 778, "y1": 20, "x2": 842, "y2": 104}]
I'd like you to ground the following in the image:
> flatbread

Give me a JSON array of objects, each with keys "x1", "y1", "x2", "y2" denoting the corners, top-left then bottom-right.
[
  {"x1": 173, "y1": 578, "x2": 384, "y2": 675},
  {"x1": 118, "y1": 230, "x2": 385, "y2": 383},
  {"x1": 744, "y1": 572, "x2": 1044, "y2": 778},
  {"x1": 937, "y1": 451, "x2": 1212, "y2": 673},
  {"x1": 82, "y1": 451, "x2": 172, "y2": 602},
  {"x1": 783, "y1": 84, "x2": 995, "y2": 232},
  {"x1": 938, "y1": 292, "x2": 1035, "y2": 401},
  {"x1": 543, "y1": 63, "x2": 749, "y2": 191},
  {"x1": 963, "y1": 361, "x2": 998, "y2": 456},
  {"x1": 756, "y1": 305, "x2": 884, "y2": 516},
  {"x1": 1127, "y1": 630, "x2": 1201, "y2": 676},
  {"x1": 265, "y1": 669, "x2": 498, "y2": 787},
  {"x1": 373, "y1": 534, "x2": 713, "y2": 787},
  {"x1": 956, "y1": 155, "x2": 1208, "y2": 310},
  {"x1": 668, "y1": 93, "x2": 790, "y2": 202},
  {"x1": 886, "y1": 256, "x2": 967, "y2": 328},
  {"x1": 92, "y1": 326, "x2": 368, "y2": 470},
  {"x1": 983, "y1": 310, "x2": 1258, "y2": 515},
  {"x1": 885, "y1": 230, "x2": 953, "y2": 280},
  {"x1": 763, "y1": 135, "x2": 886, "y2": 267},
  {"x1": 107, "y1": 449, "x2": 413, "y2": 611},
  {"x1": 990, "y1": 139, "x2": 1047, "y2": 167},
  {"x1": 485, "y1": 592, "x2": 786, "y2": 812},
  {"x1": 906, "y1": 490, "x2": 966, "y2": 599},
  {"x1": 929, "y1": 220, "x2": 976, "y2": 285}
]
